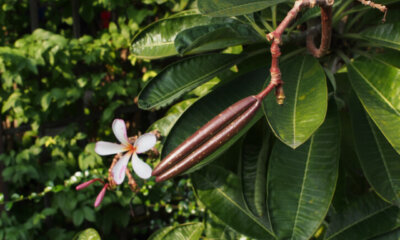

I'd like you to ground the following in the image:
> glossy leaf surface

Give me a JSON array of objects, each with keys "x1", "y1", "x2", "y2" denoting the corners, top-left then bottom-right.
[
  {"x1": 131, "y1": 10, "x2": 230, "y2": 59},
  {"x1": 198, "y1": 0, "x2": 287, "y2": 17},
  {"x1": 174, "y1": 23, "x2": 262, "y2": 55},
  {"x1": 204, "y1": 211, "x2": 243, "y2": 239},
  {"x1": 192, "y1": 165, "x2": 275, "y2": 239},
  {"x1": 350, "y1": 94, "x2": 400, "y2": 206},
  {"x1": 263, "y1": 54, "x2": 327, "y2": 149},
  {"x1": 148, "y1": 222, "x2": 204, "y2": 240},
  {"x1": 326, "y1": 193, "x2": 400, "y2": 240},
  {"x1": 161, "y1": 68, "x2": 266, "y2": 173},
  {"x1": 347, "y1": 54, "x2": 400, "y2": 154},
  {"x1": 239, "y1": 121, "x2": 270, "y2": 220},
  {"x1": 267, "y1": 101, "x2": 339, "y2": 240},
  {"x1": 361, "y1": 23, "x2": 400, "y2": 51},
  {"x1": 138, "y1": 53, "x2": 246, "y2": 110}
]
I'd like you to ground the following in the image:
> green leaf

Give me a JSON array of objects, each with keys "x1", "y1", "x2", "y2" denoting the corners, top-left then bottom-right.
[
  {"x1": 239, "y1": 121, "x2": 270, "y2": 220},
  {"x1": 347, "y1": 54, "x2": 400, "y2": 154},
  {"x1": 263, "y1": 54, "x2": 328, "y2": 149},
  {"x1": 174, "y1": 23, "x2": 262, "y2": 55},
  {"x1": 72, "y1": 210, "x2": 84, "y2": 226},
  {"x1": 73, "y1": 228, "x2": 101, "y2": 240},
  {"x1": 138, "y1": 53, "x2": 246, "y2": 110},
  {"x1": 161, "y1": 68, "x2": 266, "y2": 173},
  {"x1": 148, "y1": 222, "x2": 204, "y2": 240},
  {"x1": 267, "y1": 100, "x2": 340, "y2": 240},
  {"x1": 2, "y1": 92, "x2": 21, "y2": 113},
  {"x1": 326, "y1": 193, "x2": 400, "y2": 240},
  {"x1": 361, "y1": 23, "x2": 400, "y2": 51},
  {"x1": 204, "y1": 211, "x2": 242, "y2": 239},
  {"x1": 131, "y1": 10, "x2": 231, "y2": 59},
  {"x1": 83, "y1": 206, "x2": 96, "y2": 222},
  {"x1": 349, "y1": 93, "x2": 400, "y2": 206},
  {"x1": 197, "y1": 0, "x2": 288, "y2": 17},
  {"x1": 148, "y1": 98, "x2": 197, "y2": 136},
  {"x1": 372, "y1": 228, "x2": 400, "y2": 240},
  {"x1": 192, "y1": 165, "x2": 275, "y2": 239}
]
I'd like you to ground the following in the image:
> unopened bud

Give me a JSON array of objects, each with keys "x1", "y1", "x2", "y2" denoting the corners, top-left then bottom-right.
[
  {"x1": 76, "y1": 178, "x2": 103, "y2": 190},
  {"x1": 94, "y1": 183, "x2": 108, "y2": 208}
]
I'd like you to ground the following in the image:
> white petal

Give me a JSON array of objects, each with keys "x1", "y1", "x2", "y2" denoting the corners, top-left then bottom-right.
[
  {"x1": 95, "y1": 141, "x2": 126, "y2": 156},
  {"x1": 112, "y1": 153, "x2": 131, "y2": 185},
  {"x1": 131, "y1": 154, "x2": 152, "y2": 179},
  {"x1": 134, "y1": 133, "x2": 157, "y2": 153},
  {"x1": 112, "y1": 119, "x2": 129, "y2": 145}
]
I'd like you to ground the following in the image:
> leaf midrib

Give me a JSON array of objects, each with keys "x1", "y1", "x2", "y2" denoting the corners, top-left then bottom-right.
[
  {"x1": 326, "y1": 205, "x2": 392, "y2": 239},
  {"x1": 147, "y1": 56, "x2": 241, "y2": 108},
  {"x1": 369, "y1": 118, "x2": 398, "y2": 202},
  {"x1": 290, "y1": 136, "x2": 314, "y2": 240},
  {"x1": 292, "y1": 57, "x2": 306, "y2": 146},
  {"x1": 351, "y1": 63, "x2": 400, "y2": 116},
  {"x1": 363, "y1": 31, "x2": 399, "y2": 45}
]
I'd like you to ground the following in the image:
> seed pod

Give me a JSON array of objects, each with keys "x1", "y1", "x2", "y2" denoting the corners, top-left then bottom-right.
[
  {"x1": 152, "y1": 96, "x2": 258, "y2": 176},
  {"x1": 155, "y1": 97, "x2": 261, "y2": 182}
]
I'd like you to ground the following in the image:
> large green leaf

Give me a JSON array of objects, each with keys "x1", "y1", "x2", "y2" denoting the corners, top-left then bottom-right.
[
  {"x1": 239, "y1": 121, "x2": 270, "y2": 221},
  {"x1": 326, "y1": 193, "x2": 400, "y2": 240},
  {"x1": 192, "y1": 165, "x2": 275, "y2": 239},
  {"x1": 350, "y1": 93, "x2": 400, "y2": 206},
  {"x1": 138, "y1": 53, "x2": 247, "y2": 110},
  {"x1": 267, "y1": 100, "x2": 339, "y2": 240},
  {"x1": 131, "y1": 10, "x2": 231, "y2": 59},
  {"x1": 347, "y1": 54, "x2": 400, "y2": 154},
  {"x1": 174, "y1": 23, "x2": 262, "y2": 55},
  {"x1": 161, "y1": 68, "x2": 266, "y2": 173},
  {"x1": 148, "y1": 222, "x2": 204, "y2": 240},
  {"x1": 361, "y1": 23, "x2": 400, "y2": 51},
  {"x1": 198, "y1": 0, "x2": 288, "y2": 17},
  {"x1": 263, "y1": 54, "x2": 328, "y2": 149}
]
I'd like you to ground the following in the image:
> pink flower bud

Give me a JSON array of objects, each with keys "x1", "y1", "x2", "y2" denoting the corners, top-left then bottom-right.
[
  {"x1": 94, "y1": 183, "x2": 108, "y2": 208},
  {"x1": 75, "y1": 178, "x2": 103, "y2": 190}
]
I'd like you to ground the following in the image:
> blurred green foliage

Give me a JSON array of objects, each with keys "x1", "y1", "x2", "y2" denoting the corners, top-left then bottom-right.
[{"x1": 0, "y1": 0, "x2": 203, "y2": 239}]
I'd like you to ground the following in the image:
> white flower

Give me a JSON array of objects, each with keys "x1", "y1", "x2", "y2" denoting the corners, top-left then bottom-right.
[{"x1": 95, "y1": 119, "x2": 156, "y2": 184}]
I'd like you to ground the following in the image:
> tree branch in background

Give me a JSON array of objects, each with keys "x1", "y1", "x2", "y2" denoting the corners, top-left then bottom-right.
[
  {"x1": 71, "y1": 0, "x2": 81, "y2": 38},
  {"x1": 29, "y1": 0, "x2": 39, "y2": 32}
]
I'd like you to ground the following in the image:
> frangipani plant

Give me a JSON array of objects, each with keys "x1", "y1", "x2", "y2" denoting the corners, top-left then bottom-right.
[{"x1": 131, "y1": 0, "x2": 400, "y2": 239}]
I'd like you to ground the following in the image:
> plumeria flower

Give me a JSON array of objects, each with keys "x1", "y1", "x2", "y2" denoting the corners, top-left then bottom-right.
[{"x1": 95, "y1": 119, "x2": 156, "y2": 184}]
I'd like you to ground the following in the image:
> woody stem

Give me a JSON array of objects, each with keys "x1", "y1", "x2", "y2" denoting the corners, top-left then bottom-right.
[
  {"x1": 265, "y1": 0, "x2": 334, "y2": 104},
  {"x1": 306, "y1": 6, "x2": 332, "y2": 58},
  {"x1": 125, "y1": 169, "x2": 139, "y2": 192}
]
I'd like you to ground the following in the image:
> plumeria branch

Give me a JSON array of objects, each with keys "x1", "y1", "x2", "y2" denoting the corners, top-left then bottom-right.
[
  {"x1": 357, "y1": 0, "x2": 387, "y2": 22},
  {"x1": 306, "y1": 5, "x2": 333, "y2": 58},
  {"x1": 266, "y1": 0, "x2": 334, "y2": 103}
]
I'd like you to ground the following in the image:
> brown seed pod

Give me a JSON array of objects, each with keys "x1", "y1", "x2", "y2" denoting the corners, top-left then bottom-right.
[
  {"x1": 152, "y1": 96, "x2": 258, "y2": 176},
  {"x1": 155, "y1": 97, "x2": 261, "y2": 182}
]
